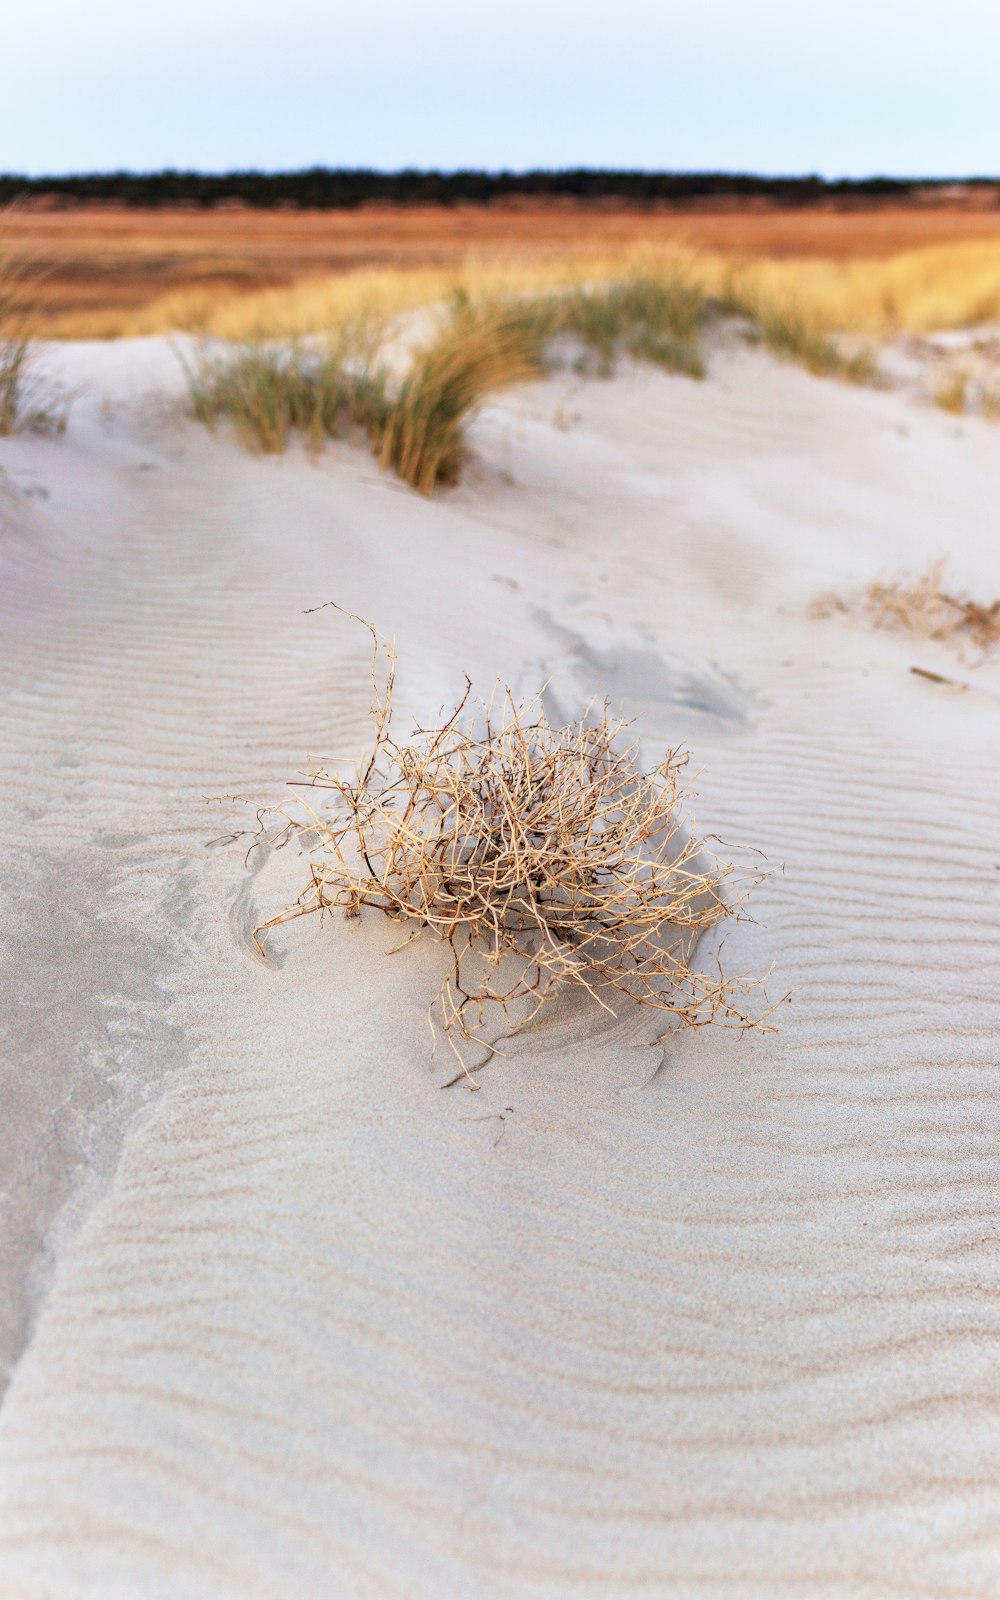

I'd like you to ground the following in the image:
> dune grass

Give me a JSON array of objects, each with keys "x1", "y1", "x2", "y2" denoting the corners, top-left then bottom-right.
[
  {"x1": 932, "y1": 367, "x2": 969, "y2": 415},
  {"x1": 186, "y1": 256, "x2": 890, "y2": 484},
  {"x1": 559, "y1": 274, "x2": 706, "y2": 378},
  {"x1": 712, "y1": 269, "x2": 881, "y2": 385},
  {"x1": 194, "y1": 260, "x2": 910, "y2": 489},
  {"x1": 741, "y1": 301, "x2": 880, "y2": 385},
  {"x1": 252, "y1": 612, "x2": 777, "y2": 1083},
  {"x1": 187, "y1": 297, "x2": 557, "y2": 492},
  {"x1": 0, "y1": 212, "x2": 68, "y2": 436},
  {"x1": 377, "y1": 295, "x2": 555, "y2": 492},
  {"x1": 0, "y1": 335, "x2": 29, "y2": 436},
  {"x1": 186, "y1": 271, "x2": 718, "y2": 491},
  {"x1": 185, "y1": 242, "x2": 1000, "y2": 491},
  {"x1": 0, "y1": 228, "x2": 33, "y2": 435},
  {"x1": 186, "y1": 329, "x2": 389, "y2": 457},
  {"x1": 982, "y1": 386, "x2": 1000, "y2": 423},
  {"x1": 373, "y1": 275, "x2": 710, "y2": 491}
]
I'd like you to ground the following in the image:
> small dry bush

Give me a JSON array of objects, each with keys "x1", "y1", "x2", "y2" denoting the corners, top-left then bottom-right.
[
  {"x1": 816, "y1": 561, "x2": 1000, "y2": 654},
  {"x1": 252, "y1": 614, "x2": 775, "y2": 1083}
]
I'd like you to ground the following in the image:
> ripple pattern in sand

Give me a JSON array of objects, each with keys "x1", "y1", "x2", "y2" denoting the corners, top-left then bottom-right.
[{"x1": 1, "y1": 352, "x2": 999, "y2": 1598}]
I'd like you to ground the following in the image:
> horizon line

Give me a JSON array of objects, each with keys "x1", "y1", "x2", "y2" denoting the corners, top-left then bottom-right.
[{"x1": 4, "y1": 165, "x2": 1000, "y2": 186}]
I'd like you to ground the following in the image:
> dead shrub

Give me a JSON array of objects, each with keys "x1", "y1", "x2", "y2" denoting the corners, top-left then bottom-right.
[
  {"x1": 251, "y1": 612, "x2": 778, "y2": 1084},
  {"x1": 816, "y1": 560, "x2": 1000, "y2": 654}
]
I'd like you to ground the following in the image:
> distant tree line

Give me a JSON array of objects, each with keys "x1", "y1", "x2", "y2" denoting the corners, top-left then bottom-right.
[{"x1": 1, "y1": 168, "x2": 997, "y2": 210}]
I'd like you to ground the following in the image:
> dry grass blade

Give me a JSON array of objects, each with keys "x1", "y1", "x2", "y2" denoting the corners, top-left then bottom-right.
[
  {"x1": 720, "y1": 281, "x2": 881, "y2": 386},
  {"x1": 815, "y1": 560, "x2": 1000, "y2": 654},
  {"x1": 932, "y1": 367, "x2": 968, "y2": 415},
  {"x1": 186, "y1": 298, "x2": 547, "y2": 492},
  {"x1": 184, "y1": 325, "x2": 389, "y2": 456},
  {"x1": 558, "y1": 274, "x2": 706, "y2": 379},
  {"x1": 378, "y1": 296, "x2": 553, "y2": 493},
  {"x1": 0, "y1": 337, "x2": 29, "y2": 437},
  {"x1": 556, "y1": 273, "x2": 707, "y2": 379},
  {"x1": 0, "y1": 219, "x2": 33, "y2": 435},
  {"x1": 251, "y1": 611, "x2": 779, "y2": 1084},
  {"x1": 189, "y1": 263, "x2": 896, "y2": 493},
  {"x1": 0, "y1": 207, "x2": 68, "y2": 436}
]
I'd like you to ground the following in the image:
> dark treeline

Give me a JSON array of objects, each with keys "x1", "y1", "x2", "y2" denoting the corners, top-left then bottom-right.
[{"x1": 2, "y1": 168, "x2": 998, "y2": 210}]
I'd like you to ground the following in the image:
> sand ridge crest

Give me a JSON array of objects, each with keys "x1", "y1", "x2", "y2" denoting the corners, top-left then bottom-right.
[{"x1": 0, "y1": 339, "x2": 998, "y2": 1596}]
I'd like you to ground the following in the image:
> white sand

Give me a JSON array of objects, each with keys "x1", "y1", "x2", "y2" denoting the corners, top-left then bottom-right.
[{"x1": 1, "y1": 338, "x2": 999, "y2": 1597}]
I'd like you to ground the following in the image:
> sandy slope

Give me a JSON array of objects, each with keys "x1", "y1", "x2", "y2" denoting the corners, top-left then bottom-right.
[{"x1": 1, "y1": 339, "x2": 999, "y2": 1598}]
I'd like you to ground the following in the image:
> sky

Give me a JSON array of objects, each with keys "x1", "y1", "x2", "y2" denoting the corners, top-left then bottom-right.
[{"x1": 2, "y1": 0, "x2": 998, "y2": 178}]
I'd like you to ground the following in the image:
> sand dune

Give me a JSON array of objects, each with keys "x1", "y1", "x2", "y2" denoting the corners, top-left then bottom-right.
[{"x1": 1, "y1": 340, "x2": 999, "y2": 1596}]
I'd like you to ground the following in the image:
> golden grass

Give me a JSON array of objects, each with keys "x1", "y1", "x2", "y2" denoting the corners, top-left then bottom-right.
[
  {"x1": 722, "y1": 287, "x2": 881, "y2": 384},
  {"x1": 816, "y1": 562, "x2": 1000, "y2": 654},
  {"x1": 0, "y1": 335, "x2": 29, "y2": 436},
  {"x1": 186, "y1": 299, "x2": 552, "y2": 492},
  {"x1": 377, "y1": 297, "x2": 552, "y2": 493},
  {"x1": 34, "y1": 235, "x2": 1000, "y2": 347},
  {"x1": 187, "y1": 276, "x2": 715, "y2": 492},
  {"x1": 12, "y1": 201, "x2": 1000, "y2": 337},
  {"x1": 252, "y1": 612, "x2": 777, "y2": 1083},
  {"x1": 160, "y1": 254, "x2": 659, "y2": 342},
  {"x1": 0, "y1": 220, "x2": 32, "y2": 433},
  {"x1": 932, "y1": 367, "x2": 969, "y2": 415},
  {"x1": 560, "y1": 274, "x2": 706, "y2": 378},
  {"x1": 0, "y1": 211, "x2": 67, "y2": 435},
  {"x1": 704, "y1": 240, "x2": 1000, "y2": 337},
  {"x1": 11, "y1": 210, "x2": 1000, "y2": 406},
  {"x1": 185, "y1": 326, "x2": 389, "y2": 457},
  {"x1": 982, "y1": 385, "x2": 1000, "y2": 423}
]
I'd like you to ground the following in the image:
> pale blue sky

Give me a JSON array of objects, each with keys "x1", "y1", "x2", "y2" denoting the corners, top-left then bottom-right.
[{"x1": 3, "y1": 0, "x2": 998, "y2": 177}]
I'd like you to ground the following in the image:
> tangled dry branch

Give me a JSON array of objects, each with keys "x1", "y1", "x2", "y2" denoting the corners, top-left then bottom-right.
[
  {"x1": 252, "y1": 611, "x2": 778, "y2": 1083},
  {"x1": 816, "y1": 561, "x2": 1000, "y2": 655}
]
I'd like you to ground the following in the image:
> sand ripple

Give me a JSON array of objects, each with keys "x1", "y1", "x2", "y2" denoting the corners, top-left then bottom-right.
[{"x1": 0, "y1": 343, "x2": 998, "y2": 1596}]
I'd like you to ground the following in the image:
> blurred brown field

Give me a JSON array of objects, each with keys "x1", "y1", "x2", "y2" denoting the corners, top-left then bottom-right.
[{"x1": 9, "y1": 201, "x2": 1000, "y2": 335}]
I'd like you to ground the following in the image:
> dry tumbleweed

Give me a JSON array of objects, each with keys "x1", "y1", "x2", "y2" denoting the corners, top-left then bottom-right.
[
  {"x1": 815, "y1": 561, "x2": 1000, "y2": 655},
  {"x1": 252, "y1": 612, "x2": 779, "y2": 1084}
]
